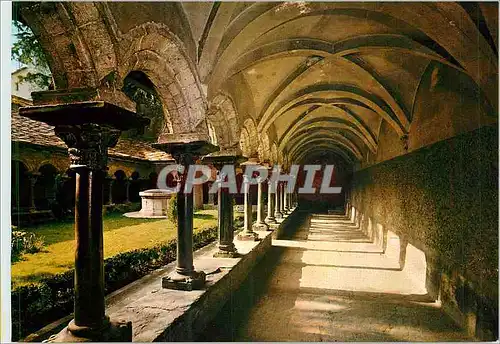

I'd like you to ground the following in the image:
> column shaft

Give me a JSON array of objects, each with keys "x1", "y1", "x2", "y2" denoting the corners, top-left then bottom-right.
[
  {"x1": 73, "y1": 168, "x2": 106, "y2": 328},
  {"x1": 274, "y1": 181, "x2": 283, "y2": 219},
  {"x1": 283, "y1": 182, "x2": 289, "y2": 214},
  {"x1": 265, "y1": 180, "x2": 276, "y2": 224},
  {"x1": 214, "y1": 187, "x2": 238, "y2": 257},
  {"x1": 125, "y1": 179, "x2": 130, "y2": 203},
  {"x1": 237, "y1": 176, "x2": 258, "y2": 240},
  {"x1": 29, "y1": 175, "x2": 38, "y2": 210},
  {"x1": 108, "y1": 179, "x2": 114, "y2": 205},
  {"x1": 175, "y1": 181, "x2": 195, "y2": 274},
  {"x1": 253, "y1": 179, "x2": 269, "y2": 230}
]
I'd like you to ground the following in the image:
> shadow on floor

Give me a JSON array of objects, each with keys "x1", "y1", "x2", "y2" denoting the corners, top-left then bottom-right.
[{"x1": 198, "y1": 211, "x2": 471, "y2": 342}]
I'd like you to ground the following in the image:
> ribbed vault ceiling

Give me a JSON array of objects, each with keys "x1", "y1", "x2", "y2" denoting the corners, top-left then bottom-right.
[
  {"x1": 195, "y1": 2, "x2": 497, "y2": 168},
  {"x1": 17, "y1": 1, "x2": 498, "y2": 169}
]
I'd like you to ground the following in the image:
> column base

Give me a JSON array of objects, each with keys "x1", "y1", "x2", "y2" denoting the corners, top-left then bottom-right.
[
  {"x1": 162, "y1": 270, "x2": 206, "y2": 291},
  {"x1": 265, "y1": 216, "x2": 277, "y2": 224},
  {"x1": 213, "y1": 250, "x2": 240, "y2": 258},
  {"x1": 252, "y1": 222, "x2": 270, "y2": 231},
  {"x1": 46, "y1": 318, "x2": 132, "y2": 342},
  {"x1": 268, "y1": 223, "x2": 279, "y2": 230},
  {"x1": 237, "y1": 231, "x2": 259, "y2": 241},
  {"x1": 274, "y1": 212, "x2": 283, "y2": 220}
]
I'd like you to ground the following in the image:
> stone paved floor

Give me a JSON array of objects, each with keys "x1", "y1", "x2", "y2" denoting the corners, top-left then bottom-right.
[{"x1": 202, "y1": 212, "x2": 472, "y2": 342}]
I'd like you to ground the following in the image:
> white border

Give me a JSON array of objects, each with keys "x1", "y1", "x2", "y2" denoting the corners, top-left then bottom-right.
[{"x1": 1, "y1": 1, "x2": 12, "y2": 342}]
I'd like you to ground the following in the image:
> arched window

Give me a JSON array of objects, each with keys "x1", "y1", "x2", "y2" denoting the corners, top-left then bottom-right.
[{"x1": 122, "y1": 71, "x2": 165, "y2": 142}]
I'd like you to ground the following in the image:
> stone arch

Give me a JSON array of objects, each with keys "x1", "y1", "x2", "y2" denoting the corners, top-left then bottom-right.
[
  {"x1": 108, "y1": 163, "x2": 133, "y2": 179},
  {"x1": 14, "y1": 2, "x2": 97, "y2": 89},
  {"x1": 239, "y1": 118, "x2": 259, "y2": 158},
  {"x1": 117, "y1": 23, "x2": 207, "y2": 134},
  {"x1": 239, "y1": 128, "x2": 251, "y2": 158},
  {"x1": 207, "y1": 120, "x2": 218, "y2": 146},
  {"x1": 259, "y1": 133, "x2": 271, "y2": 162},
  {"x1": 207, "y1": 93, "x2": 241, "y2": 149},
  {"x1": 35, "y1": 159, "x2": 68, "y2": 175},
  {"x1": 270, "y1": 143, "x2": 278, "y2": 164},
  {"x1": 122, "y1": 70, "x2": 168, "y2": 141},
  {"x1": 13, "y1": 157, "x2": 37, "y2": 174},
  {"x1": 14, "y1": 2, "x2": 132, "y2": 111}
]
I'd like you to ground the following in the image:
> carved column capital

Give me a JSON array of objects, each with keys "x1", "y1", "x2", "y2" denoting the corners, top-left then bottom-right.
[
  {"x1": 172, "y1": 152, "x2": 196, "y2": 167},
  {"x1": 54, "y1": 124, "x2": 121, "y2": 171}
]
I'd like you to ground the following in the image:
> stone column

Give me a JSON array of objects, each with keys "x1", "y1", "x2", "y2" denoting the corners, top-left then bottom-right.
[
  {"x1": 193, "y1": 183, "x2": 204, "y2": 210},
  {"x1": 202, "y1": 150, "x2": 245, "y2": 258},
  {"x1": 107, "y1": 177, "x2": 114, "y2": 205},
  {"x1": 214, "y1": 168, "x2": 237, "y2": 257},
  {"x1": 207, "y1": 187, "x2": 215, "y2": 205},
  {"x1": 20, "y1": 98, "x2": 149, "y2": 342},
  {"x1": 237, "y1": 175, "x2": 258, "y2": 241},
  {"x1": 28, "y1": 172, "x2": 40, "y2": 211},
  {"x1": 283, "y1": 183, "x2": 287, "y2": 211},
  {"x1": 252, "y1": 176, "x2": 269, "y2": 231},
  {"x1": 265, "y1": 179, "x2": 276, "y2": 224},
  {"x1": 125, "y1": 178, "x2": 131, "y2": 203},
  {"x1": 57, "y1": 129, "x2": 128, "y2": 341},
  {"x1": 153, "y1": 134, "x2": 218, "y2": 290},
  {"x1": 274, "y1": 181, "x2": 283, "y2": 220},
  {"x1": 283, "y1": 182, "x2": 289, "y2": 214}
]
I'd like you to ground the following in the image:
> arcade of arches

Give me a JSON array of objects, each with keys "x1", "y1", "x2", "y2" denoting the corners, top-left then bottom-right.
[{"x1": 12, "y1": 2, "x2": 498, "y2": 342}]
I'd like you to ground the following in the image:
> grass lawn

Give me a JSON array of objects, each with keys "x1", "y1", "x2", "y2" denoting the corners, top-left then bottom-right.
[{"x1": 12, "y1": 209, "x2": 219, "y2": 288}]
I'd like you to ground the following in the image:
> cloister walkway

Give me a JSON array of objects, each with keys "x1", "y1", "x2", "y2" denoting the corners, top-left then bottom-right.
[{"x1": 203, "y1": 211, "x2": 472, "y2": 342}]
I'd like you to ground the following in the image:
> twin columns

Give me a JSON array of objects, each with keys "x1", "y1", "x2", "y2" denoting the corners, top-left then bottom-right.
[{"x1": 19, "y1": 90, "x2": 298, "y2": 342}]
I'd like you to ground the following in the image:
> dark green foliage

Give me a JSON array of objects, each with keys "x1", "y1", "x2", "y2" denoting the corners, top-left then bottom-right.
[
  {"x1": 11, "y1": 230, "x2": 45, "y2": 262},
  {"x1": 103, "y1": 202, "x2": 141, "y2": 216},
  {"x1": 11, "y1": 226, "x2": 220, "y2": 341},
  {"x1": 11, "y1": 20, "x2": 52, "y2": 88},
  {"x1": 121, "y1": 71, "x2": 165, "y2": 142},
  {"x1": 168, "y1": 194, "x2": 178, "y2": 225}
]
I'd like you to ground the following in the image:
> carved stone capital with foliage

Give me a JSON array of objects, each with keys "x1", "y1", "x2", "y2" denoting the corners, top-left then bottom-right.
[
  {"x1": 172, "y1": 152, "x2": 196, "y2": 167},
  {"x1": 54, "y1": 124, "x2": 121, "y2": 171}
]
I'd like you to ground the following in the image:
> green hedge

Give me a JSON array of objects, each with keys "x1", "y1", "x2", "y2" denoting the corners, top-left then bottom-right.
[
  {"x1": 102, "y1": 202, "x2": 141, "y2": 215},
  {"x1": 11, "y1": 217, "x2": 243, "y2": 342}
]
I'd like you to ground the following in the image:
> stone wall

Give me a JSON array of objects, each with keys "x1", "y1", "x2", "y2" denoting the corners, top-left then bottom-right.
[{"x1": 349, "y1": 125, "x2": 498, "y2": 340}]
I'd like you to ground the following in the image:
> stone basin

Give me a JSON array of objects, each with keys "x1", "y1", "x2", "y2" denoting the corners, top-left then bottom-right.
[{"x1": 124, "y1": 189, "x2": 173, "y2": 218}]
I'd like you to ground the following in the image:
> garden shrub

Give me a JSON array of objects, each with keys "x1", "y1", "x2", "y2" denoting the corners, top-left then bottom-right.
[
  {"x1": 103, "y1": 202, "x2": 140, "y2": 215},
  {"x1": 168, "y1": 193, "x2": 178, "y2": 224},
  {"x1": 11, "y1": 222, "x2": 235, "y2": 341},
  {"x1": 11, "y1": 230, "x2": 45, "y2": 263}
]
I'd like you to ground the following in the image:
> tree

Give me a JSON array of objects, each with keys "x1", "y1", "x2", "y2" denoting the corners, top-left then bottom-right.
[{"x1": 11, "y1": 20, "x2": 52, "y2": 89}]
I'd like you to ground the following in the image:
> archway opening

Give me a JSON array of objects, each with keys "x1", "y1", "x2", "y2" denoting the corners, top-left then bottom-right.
[
  {"x1": 122, "y1": 71, "x2": 165, "y2": 142},
  {"x1": 112, "y1": 170, "x2": 128, "y2": 204},
  {"x1": 129, "y1": 171, "x2": 141, "y2": 202},
  {"x1": 34, "y1": 164, "x2": 57, "y2": 210}
]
